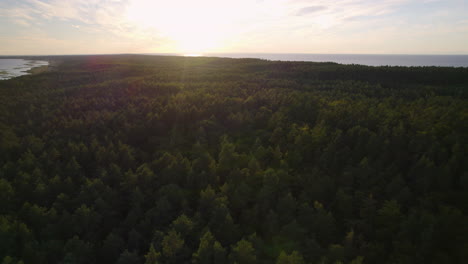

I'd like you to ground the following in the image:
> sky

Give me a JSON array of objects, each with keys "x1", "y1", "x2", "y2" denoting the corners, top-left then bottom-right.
[{"x1": 0, "y1": 0, "x2": 467, "y2": 55}]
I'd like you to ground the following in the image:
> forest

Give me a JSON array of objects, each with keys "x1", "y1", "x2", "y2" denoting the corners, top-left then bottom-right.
[{"x1": 0, "y1": 55, "x2": 467, "y2": 264}]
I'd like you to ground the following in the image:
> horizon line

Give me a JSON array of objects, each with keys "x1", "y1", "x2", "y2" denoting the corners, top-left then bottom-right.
[{"x1": 1, "y1": 52, "x2": 468, "y2": 57}]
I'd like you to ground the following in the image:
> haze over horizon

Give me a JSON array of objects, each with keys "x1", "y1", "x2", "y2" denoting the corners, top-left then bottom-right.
[{"x1": 1, "y1": 0, "x2": 467, "y2": 55}]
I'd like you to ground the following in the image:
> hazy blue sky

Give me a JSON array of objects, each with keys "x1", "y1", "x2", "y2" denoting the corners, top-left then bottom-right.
[{"x1": 1, "y1": 0, "x2": 467, "y2": 55}]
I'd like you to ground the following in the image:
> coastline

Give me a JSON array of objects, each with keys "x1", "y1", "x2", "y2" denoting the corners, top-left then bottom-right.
[
  {"x1": 26, "y1": 59, "x2": 61, "y2": 75},
  {"x1": 27, "y1": 65, "x2": 49, "y2": 75},
  {"x1": 0, "y1": 58, "x2": 57, "y2": 80}
]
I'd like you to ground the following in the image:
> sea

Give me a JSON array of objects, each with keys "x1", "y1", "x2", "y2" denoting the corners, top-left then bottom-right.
[
  {"x1": 194, "y1": 53, "x2": 468, "y2": 67},
  {"x1": 0, "y1": 59, "x2": 48, "y2": 80}
]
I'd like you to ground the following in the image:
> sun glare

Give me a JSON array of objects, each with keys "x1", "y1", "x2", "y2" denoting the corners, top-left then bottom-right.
[
  {"x1": 125, "y1": 0, "x2": 252, "y2": 53},
  {"x1": 183, "y1": 53, "x2": 203, "y2": 57}
]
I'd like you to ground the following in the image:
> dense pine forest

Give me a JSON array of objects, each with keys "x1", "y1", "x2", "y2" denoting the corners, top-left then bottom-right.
[{"x1": 0, "y1": 55, "x2": 467, "y2": 264}]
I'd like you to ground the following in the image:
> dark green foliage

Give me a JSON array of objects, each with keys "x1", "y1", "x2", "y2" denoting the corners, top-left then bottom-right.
[
  {"x1": 276, "y1": 250, "x2": 304, "y2": 264},
  {"x1": 0, "y1": 55, "x2": 467, "y2": 263},
  {"x1": 229, "y1": 239, "x2": 256, "y2": 264}
]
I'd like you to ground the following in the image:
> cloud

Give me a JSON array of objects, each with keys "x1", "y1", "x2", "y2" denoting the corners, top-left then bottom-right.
[
  {"x1": 0, "y1": 0, "x2": 411, "y2": 39},
  {"x1": 0, "y1": 0, "x2": 132, "y2": 35},
  {"x1": 1, "y1": 0, "x2": 467, "y2": 54},
  {"x1": 296, "y1": 6, "x2": 327, "y2": 16},
  {"x1": 0, "y1": 0, "x2": 170, "y2": 54}
]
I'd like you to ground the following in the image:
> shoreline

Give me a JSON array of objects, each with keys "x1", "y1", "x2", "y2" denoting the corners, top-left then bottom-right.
[
  {"x1": 27, "y1": 59, "x2": 61, "y2": 75},
  {"x1": 0, "y1": 59, "x2": 60, "y2": 80},
  {"x1": 27, "y1": 65, "x2": 49, "y2": 75}
]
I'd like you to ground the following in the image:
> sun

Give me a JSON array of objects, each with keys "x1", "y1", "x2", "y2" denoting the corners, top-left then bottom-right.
[
  {"x1": 125, "y1": 0, "x2": 241, "y2": 53},
  {"x1": 167, "y1": 25, "x2": 223, "y2": 54}
]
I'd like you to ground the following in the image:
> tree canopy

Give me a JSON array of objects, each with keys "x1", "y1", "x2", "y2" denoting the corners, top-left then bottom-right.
[{"x1": 0, "y1": 55, "x2": 467, "y2": 263}]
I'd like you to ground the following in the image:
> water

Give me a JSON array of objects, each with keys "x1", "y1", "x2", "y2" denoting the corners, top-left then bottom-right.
[
  {"x1": 177, "y1": 53, "x2": 468, "y2": 67},
  {"x1": 0, "y1": 59, "x2": 49, "y2": 80}
]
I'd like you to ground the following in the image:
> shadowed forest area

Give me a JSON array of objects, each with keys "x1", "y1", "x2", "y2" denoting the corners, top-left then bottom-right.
[{"x1": 0, "y1": 55, "x2": 467, "y2": 264}]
